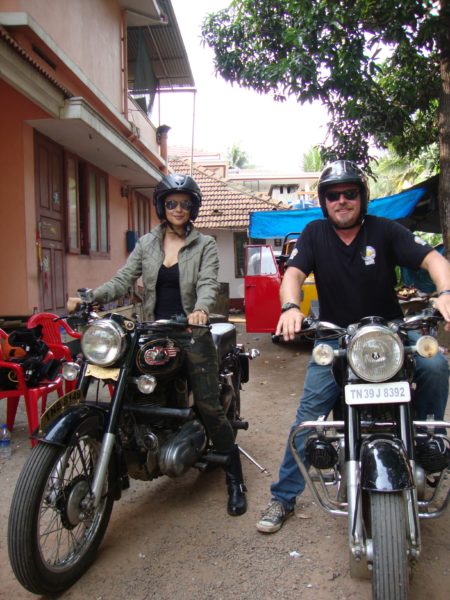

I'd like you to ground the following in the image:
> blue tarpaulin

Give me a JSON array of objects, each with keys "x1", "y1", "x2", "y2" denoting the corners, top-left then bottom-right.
[{"x1": 249, "y1": 187, "x2": 427, "y2": 239}]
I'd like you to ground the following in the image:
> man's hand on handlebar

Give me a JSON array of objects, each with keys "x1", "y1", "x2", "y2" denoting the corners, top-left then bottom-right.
[
  {"x1": 276, "y1": 307, "x2": 305, "y2": 342},
  {"x1": 431, "y1": 294, "x2": 450, "y2": 331}
]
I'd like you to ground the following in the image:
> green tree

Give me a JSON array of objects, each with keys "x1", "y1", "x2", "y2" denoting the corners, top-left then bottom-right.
[
  {"x1": 302, "y1": 146, "x2": 324, "y2": 172},
  {"x1": 370, "y1": 143, "x2": 439, "y2": 197},
  {"x1": 202, "y1": 0, "x2": 450, "y2": 255},
  {"x1": 227, "y1": 142, "x2": 250, "y2": 168}
]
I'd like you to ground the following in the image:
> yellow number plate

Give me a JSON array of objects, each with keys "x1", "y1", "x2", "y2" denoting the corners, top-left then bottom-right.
[{"x1": 86, "y1": 365, "x2": 120, "y2": 380}]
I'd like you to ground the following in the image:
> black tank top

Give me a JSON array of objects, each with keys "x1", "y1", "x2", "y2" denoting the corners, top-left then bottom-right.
[{"x1": 154, "y1": 263, "x2": 184, "y2": 319}]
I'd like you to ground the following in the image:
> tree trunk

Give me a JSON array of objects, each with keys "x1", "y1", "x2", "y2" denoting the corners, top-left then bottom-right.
[{"x1": 439, "y1": 0, "x2": 450, "y2": 259}]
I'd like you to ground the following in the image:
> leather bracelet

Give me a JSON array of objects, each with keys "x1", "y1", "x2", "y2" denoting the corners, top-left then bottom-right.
[
  {"x1": 195, "y1": 308, "x2": 208, "y2": 315},
  {"x1": 438, "y1": 290, "x2": 450, "y2": 297}
]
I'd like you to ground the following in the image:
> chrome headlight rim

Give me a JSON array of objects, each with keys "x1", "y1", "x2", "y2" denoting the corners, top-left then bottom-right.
[
  {"x1": 81, "y1": 319, "x2": 127, "y2": 366},
  {"x1": 347, "y1": 324, "x2": 404, "y2": 382}
]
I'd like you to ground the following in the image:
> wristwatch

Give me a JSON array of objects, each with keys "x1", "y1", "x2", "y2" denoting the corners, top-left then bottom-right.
[{"x1": 281, "y1": 302, "x2": 300, "y2": 313}]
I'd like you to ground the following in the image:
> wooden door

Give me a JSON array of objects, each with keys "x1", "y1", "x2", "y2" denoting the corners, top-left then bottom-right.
[{"x1": 35, "y1": 133, "x2": 67, "y2": 314}]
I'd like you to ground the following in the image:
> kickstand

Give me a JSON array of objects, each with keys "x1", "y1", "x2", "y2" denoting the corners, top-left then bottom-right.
[{"x1": 238, "y1": 445, "x2": 271, "y2": 476}]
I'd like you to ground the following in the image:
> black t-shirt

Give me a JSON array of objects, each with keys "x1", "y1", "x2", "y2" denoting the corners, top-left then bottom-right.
[
  {"x1": 287, "y1": 216, "x2": 432, "y2": 327},
  {"x1": 154, "y1": 263, "x2": 184, "y2": 319}
]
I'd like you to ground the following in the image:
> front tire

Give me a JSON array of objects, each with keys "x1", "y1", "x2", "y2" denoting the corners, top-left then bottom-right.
[
  {"x1": 370, "y1": 492, "x2": 409, "y2": 600},
  {"x1": 8, "y1": 424, "x2": 115, "y2": 595}
]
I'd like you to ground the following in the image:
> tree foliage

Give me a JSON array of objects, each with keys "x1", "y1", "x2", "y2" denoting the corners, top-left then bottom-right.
[
  {"x1": 202, "y1": 0, "x2": 450, "y2": 253},
  {"x1": 227, "y1": 142, "x2": 251, "y2": 168},
  {"x1": 370, "y1": 144, "x2": 439, "y2": 197},
  {"x1": 302, "y1": 146, "x2": 324, "y2": 172}
]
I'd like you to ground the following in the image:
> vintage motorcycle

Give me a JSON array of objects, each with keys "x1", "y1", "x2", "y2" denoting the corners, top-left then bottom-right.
[
  {"x1": 289, "y1": 310, "x2": 450, "y2": 600},
  {"x1": 8, "y1": 292, "x2": 259, "y2": 595}
]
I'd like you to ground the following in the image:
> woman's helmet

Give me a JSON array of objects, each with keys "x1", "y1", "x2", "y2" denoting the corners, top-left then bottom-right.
[
  {"x1": 153, "y1": 173, "x2": 202, "y2": 221},
  {"x1": 318, "y1": 160, "x2": 369, "y2": 218}
]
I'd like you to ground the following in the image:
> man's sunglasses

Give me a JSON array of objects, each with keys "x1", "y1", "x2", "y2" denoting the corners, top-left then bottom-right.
[
  {"x1": 165, "y1": 199, "x2": 193, "y2": 211},
  {"x1": 325, "y1": 188, "x2": 360, "y2": 202}
]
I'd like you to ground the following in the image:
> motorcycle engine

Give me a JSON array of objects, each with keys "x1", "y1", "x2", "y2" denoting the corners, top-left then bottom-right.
[{"x1": 121, "y1": 419, "x2": 207, "y2": 481}]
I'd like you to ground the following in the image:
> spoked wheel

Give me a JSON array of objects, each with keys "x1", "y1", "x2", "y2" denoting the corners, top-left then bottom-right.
[
  {"x1": 8, "y1": 424, "x2": 115, "y2": 595},
  {"x1": 369, "y1": 492, "x2": 409, "y2": 600}
]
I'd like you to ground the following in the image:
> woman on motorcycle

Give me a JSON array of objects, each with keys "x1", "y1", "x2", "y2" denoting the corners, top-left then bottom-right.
[{"x1": 67, "y1": 173, "x2": 247, "y2": 516}]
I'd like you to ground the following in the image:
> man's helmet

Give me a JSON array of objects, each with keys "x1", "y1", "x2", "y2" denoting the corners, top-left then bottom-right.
[
  {"x1": 318, "y1": 160, "x2": 369, "y2": 218},
  {"x1": 153, "y1": 173, "x2": 202, "y2": 221}
]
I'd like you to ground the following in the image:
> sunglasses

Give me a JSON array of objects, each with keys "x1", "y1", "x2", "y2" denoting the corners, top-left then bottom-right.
[
  {"x1": 325, "y1": 188, "x2": 360, "y2": 202},
  {"x1": 165, "y1": 199, "x2": 192, "y2": 211}
]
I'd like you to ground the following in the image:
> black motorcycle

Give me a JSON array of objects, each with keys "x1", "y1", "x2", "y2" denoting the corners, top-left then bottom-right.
[
  {"x1": 289, "y1": 310, "x2": 450, "y2": 600},
  {"x1": 7, "y1": 293, "x2": 259, "y2": 595}
]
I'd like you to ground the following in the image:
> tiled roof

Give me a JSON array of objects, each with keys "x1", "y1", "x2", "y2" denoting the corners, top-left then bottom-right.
[
  {"x1": 169, "y1": 145, "x2": 222, "y2": 160},
  {"x1": 169, "y1": 158, "x2": 288, "y2": 230}
]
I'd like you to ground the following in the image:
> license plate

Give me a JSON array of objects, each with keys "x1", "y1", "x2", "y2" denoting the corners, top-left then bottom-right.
[
  {"x1": 86, "y1": 364, "x2": 120, "y2": 380},
  {"x1": 39, "y1": 389, "x2": 85, "y2": 432},
  {"x1": 345, "y1": 381, "x2": 410, "y2": 405}
]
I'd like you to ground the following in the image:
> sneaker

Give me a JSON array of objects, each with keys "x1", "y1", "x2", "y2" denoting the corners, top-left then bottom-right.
[{"x1": 256, "y1": 500, "x2": 294, "y2": 533}]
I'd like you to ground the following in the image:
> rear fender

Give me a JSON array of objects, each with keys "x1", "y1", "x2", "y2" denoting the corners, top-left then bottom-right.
[{"x1": 360, "y1": 436, "x2": 413, "y2": 492}]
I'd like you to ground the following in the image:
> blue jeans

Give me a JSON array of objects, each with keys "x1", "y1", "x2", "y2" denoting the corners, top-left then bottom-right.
[{"x1": 271, "y1": 335, "x2": 449, "y2": 510}]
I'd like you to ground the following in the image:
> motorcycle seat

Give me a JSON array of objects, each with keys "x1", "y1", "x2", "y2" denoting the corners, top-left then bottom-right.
[{"x1": 210, "y1": 323, "x2": 236, "y2": 358}]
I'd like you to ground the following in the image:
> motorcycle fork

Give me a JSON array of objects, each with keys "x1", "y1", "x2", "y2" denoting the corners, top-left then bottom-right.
[
  {"x1": 399, "y1": 403, "x2": 421, "y2": 556},
  {"x1": 345, "y1": 404, "x2": 365, "y2": 560},
  {"x1": 88, "y1": 333, "x2": 138, "y2": 508}
]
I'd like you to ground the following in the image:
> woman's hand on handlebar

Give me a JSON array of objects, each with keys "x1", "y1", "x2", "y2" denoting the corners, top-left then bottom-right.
[
  {"x1": 275, "y1": 308, "x2": 305, "y2": 342},
  {"x1": 67, "y1": 297, "x2": 82, "y2": 313},
  {"x1": 187, "y1": 309, "x2": 209, "y2": 326}
]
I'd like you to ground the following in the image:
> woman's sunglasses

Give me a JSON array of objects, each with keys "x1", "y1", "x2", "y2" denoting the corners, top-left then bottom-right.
[
  {"x1": 325, "y1": 188, "x2": 360, "y2": 202},
  {"x1": 165, "y1": 199, "x2": 193, "y2": 211}
]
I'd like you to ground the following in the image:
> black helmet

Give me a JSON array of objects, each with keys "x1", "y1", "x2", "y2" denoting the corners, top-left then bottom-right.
[
  {"x1": 153, "y1": 173, "x2": 202, "y2": 221},
  {"x1": 318, "y1": 160, "x2": 369, "y2": 218}
]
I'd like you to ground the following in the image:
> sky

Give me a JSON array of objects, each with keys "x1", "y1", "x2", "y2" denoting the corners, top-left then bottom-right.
[{"x1": 155, "y1": 0, "x2": 329, "y2": 172}]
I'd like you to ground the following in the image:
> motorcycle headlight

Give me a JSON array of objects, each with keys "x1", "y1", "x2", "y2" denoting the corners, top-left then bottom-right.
[
  {"x1": 81, "y1": 319, "x2": 127, "y2": 366},
  {"x1": 347, "y1": 325, "x2": 404, "y2": 382}
]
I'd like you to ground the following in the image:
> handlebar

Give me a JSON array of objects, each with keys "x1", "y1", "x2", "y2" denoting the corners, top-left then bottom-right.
[{"x1": 289, "y1": 308, "x2": 444, "y2": 343}]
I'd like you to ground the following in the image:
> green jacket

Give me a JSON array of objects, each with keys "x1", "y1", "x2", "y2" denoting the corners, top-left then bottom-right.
[{"x1": 93, "y1": 224, "x2": 219, "y2": 320}]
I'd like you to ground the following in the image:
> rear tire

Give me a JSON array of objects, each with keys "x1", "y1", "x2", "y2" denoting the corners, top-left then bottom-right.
[
  {"x1": 8, "y1": 424, "x2": 115, "y2": 595},
  {"x1": 370, "y1": 492, "x2": 409, "y2": 600}
]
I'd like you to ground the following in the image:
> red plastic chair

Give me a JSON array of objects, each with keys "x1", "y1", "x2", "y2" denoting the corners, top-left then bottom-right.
[
  {"x1": 27, "y1": 313, "x2": 82, "y2": 393},
  {"x1": 0, "y1": 328, "x2": 62, "y2": 447}
]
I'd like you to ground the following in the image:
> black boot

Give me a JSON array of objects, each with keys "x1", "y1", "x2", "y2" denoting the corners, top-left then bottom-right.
[{"x1": 224, "y1": 444, "x2": 247, "y2": 516}]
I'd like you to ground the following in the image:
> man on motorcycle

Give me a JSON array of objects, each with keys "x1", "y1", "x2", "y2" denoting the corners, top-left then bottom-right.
[
  {"x1": 256, "y1": 160, "x2": 450, "y2": 533},
  {"x1": 67, "y1": 173, "x2": 247, "y2": 517}
]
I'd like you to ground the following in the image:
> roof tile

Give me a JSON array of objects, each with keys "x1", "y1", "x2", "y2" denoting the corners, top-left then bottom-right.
[{"x1": 168, "y1": 158, "x2": 288, "y2": 230}]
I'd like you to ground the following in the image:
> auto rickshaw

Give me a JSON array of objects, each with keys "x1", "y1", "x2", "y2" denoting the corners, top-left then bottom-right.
[{"x1": 244, "y1": 233, "x2": 318, "y2": 338}]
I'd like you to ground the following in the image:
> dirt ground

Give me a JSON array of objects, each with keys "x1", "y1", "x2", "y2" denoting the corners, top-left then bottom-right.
[{"x1": 1, "y1": 323, "x2": 449, "y2": 600}]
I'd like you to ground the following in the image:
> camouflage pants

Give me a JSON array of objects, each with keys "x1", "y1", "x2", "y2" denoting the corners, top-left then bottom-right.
[{"x1": 175, "y1": 329, "x2": 235, "y2": 453}]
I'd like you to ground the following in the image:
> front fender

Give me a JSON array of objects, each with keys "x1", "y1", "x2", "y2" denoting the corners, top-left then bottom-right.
[
  {"x1": 35, "y1": 403, "x2": 109, "y2": 447},
  {"x1": 360, "y1": 436, "x2": 413, "y2": 492}
]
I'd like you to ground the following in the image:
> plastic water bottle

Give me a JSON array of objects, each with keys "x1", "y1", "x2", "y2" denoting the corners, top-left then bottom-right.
[{"x1": 0, "y1": 423, "x2": 12, "y2": 459}]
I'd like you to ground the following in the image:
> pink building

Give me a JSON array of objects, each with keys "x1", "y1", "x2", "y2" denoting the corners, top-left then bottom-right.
[{"x1": 0, "y1": 0, "x2": 194, "y2": 320}]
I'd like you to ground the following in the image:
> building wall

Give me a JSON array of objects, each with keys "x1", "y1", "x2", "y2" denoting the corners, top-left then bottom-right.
[
  {"x1": 203, "y1": 229, "x2": 245, "y2": 308},
  {"x1": 66, "y1": 177, "x2": 131, "y2": 296},
  {"x1": 6, "y1": 0, "x2": 123, "y2": 112},
  {"x1": 0, "y1": 81, "x2": 47, "y2": 314}
]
